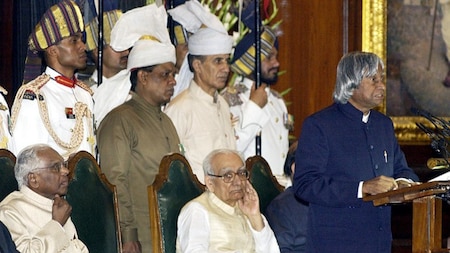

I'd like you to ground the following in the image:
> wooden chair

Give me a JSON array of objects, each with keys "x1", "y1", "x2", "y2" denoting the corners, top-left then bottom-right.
[
  {"x1": 246, "y1": 155, "x2": 284, "y2": 215},
  {"x1": 0, "y1": 149, "x2": 17, "y2": 202},
  {"x1": 148, "y1": 153, "x2": 205, "y2": 253},
  {"x1": 65, "y1": 151, "x2": 122, "y2": 253}
]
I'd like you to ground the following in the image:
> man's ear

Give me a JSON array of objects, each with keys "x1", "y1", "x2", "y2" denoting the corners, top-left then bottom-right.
[
  {"x1": 137, "y1": 70, "x2": 147, "y2": 84},
  {"x1": 46, "y1": 45, "x2": 58, "y2": 58},
  {"x1": 192, "y1": 59, "x2": 202, "y2": 73},
  {"x1": 27, "y1": 173, "x2": 39, "y2": 189},
  {"x1": 91, "y1": 48, "x2": 99, "y2": 62},
  {"x1": 205, "y1": 176, "x2": 214, "y2": 192}
]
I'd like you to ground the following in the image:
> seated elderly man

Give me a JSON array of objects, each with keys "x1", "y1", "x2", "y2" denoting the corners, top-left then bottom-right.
[
  {"x1": 176, "y1": 149, "x2": 280, "y2": 252},
  {"x1": 0, "y1": 144, "x2": 88, "y2": 252}
]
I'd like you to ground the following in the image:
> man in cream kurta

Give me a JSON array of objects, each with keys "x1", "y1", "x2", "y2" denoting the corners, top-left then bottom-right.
[
  {"x1": 176, "y1": 149, "x2": 280, "y2": 252},
  {"x1": 165, "y1": 80, "x2": 236, "y2": 183},
  {"x1": 165, "y1": 27, "x2": 236, "y2": 184},
  {"x1": 0, "y1": 187, "x2": 88, "y2": 253},
  {"x1": 0, "y1": 144, "x2": 88, "y2": 253}
]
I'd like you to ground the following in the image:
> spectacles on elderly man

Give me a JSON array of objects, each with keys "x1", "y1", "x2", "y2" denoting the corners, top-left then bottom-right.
[
  {"x1": 207, "y1": 168, "x2": 249, "y2": 183},
  {"x1": 35, "y1": 161, "x2": 68, "y2": 173}
]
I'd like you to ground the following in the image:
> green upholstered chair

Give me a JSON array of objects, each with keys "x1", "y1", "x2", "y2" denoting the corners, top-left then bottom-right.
[
  {"x1": 246, "y1": 155, "x2": 284, "y2": 215},
  {"x1": 148, "y1": 153, "x2": 205, "y2": 253},
  {"x1": 66, "y1": 151, "x2": 122, "y2": 253},
  {"x1": 0, "y1": 149, "x2": 17, "y2": 202}
]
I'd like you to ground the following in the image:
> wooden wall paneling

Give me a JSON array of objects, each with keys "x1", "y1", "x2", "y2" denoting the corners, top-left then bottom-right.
[{"x1": 275, "y1": 0, "x2": 361, "y2": 138}]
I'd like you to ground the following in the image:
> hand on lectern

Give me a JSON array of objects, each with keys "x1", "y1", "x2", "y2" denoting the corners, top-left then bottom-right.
[
  {"x1": 362, "y1": 175, "x2": 398, "y2": 195},
  {"x1": 395, "y1": 178, "x2": 421, "y2": 189}
]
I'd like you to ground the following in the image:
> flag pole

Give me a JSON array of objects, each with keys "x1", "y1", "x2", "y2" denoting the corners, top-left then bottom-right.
[
  {"x1": 255, "y1": 0, "x2": 262, "y2": 156},
  {"x1": 168, "y1": 0, "x2": 175, "y2": 44},
  {"x1": 97, "y1": 0, "x2": 104, "y2": 86}
]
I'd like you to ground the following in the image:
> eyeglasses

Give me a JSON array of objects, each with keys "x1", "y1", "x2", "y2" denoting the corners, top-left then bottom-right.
[
  {"x1": 35, "y1": 161, "x2": 68, "y2": 173},
  {"x1": 207, "y1": 169, "x2": 249, "y2": 183}
]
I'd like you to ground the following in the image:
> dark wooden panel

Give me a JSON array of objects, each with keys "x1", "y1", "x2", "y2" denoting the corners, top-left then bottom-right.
[{"x1": 274, "y1": 0, "x2": 361, "y2": 139}]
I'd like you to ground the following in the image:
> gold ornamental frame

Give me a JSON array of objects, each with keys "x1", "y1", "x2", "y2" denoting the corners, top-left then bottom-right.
[{"x1": 362, "y1": 0, "x2": 431, "y2": 145}]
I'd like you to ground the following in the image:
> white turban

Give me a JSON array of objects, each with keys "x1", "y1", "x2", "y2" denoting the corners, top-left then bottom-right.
[
  {"x1": 167, "y1": 0, "x2": 226, "y2": 34},
  {"x1": 188, "y1": 27, "x2": 233, "y2": 55},
  {"x1": 127, "y1": 38, "x2": 176, "y2": 71},
  {"x1": 110, "y1": 3, "x2": 170, "y2": 51},
  {"x1": 169, "y1": 1, "x2": 233, "y2": 99}
]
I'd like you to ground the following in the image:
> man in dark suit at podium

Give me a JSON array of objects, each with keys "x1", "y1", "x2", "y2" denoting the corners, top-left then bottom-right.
[{"x1": 294, "y1": 51, "x2": 419, "y2": 253}]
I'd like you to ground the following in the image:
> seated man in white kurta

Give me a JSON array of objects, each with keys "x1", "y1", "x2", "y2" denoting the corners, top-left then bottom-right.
[
  {"x1": 176, "y1": 149, "x2": 280, "y2": 253},
  {"x1": 0, "y1": 144, "x2": 88, "y2": 252}
]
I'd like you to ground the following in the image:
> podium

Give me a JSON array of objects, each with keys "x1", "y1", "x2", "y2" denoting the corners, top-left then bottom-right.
[{"x1": 364, "y1": 181, "x2": 450, "y2": 253}]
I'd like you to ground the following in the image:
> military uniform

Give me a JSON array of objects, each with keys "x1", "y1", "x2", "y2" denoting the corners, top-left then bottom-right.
[
  {"x1": 222, "y1": 77, "x2": 292, "y2": 186},
  {"x1": 11, "y1": 67, "x2": 95, "y2": 159}
]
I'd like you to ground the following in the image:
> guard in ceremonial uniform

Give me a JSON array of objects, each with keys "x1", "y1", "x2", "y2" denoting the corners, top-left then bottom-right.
[
  {"x1": 222, "y1": 2, "x2": 293, "y2": 187},
  {"x1": 10, "y1": 0, "x2": 95, "y2": 159}
]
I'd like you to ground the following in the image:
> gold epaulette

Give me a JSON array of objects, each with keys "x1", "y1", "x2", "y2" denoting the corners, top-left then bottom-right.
[
  {"x1": 10, "y1": 74, "x2": 51, "y2": 132},
  {"x1": 75, "y1": 80, "x2": 94, "y2": 96},
  {"x1": 17, "y1": 74, "x2": 51, "y2": 100},
  {"x1": 221, "y1": 84, "x2": 248, "y2": 107},
  {"x1": 22, "y1": 74, "x2": 51, "y2": 90},
  {"x1": 81, "y1": 77, "x2": 98, "y2": 88}
]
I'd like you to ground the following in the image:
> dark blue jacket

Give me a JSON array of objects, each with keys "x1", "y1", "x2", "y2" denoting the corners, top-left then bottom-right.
[
  {"x1": 266, "y1": 187, "x2": 308, "y2": 253},
  {"x1": 0, "y1": 220, "x2": 18, "y2": 253},
  {"x1": 294, "y1": 102, "x2": 419, "y2": 253}
]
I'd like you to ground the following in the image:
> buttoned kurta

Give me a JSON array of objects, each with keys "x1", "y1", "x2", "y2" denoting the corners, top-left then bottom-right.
[
  {"x1": 97, "y1": 92, "x2": 180, "y2": 252},
  {"x1": 91, "y1": 69, "x2": 131, "y2": 126},
  {"x1": 176, "y1": 191, "x2": 280, "y2": 253},
  {"x1": 0, "y1": 186, "x2": 88, "y2": 253},
  {"x1": 294, "y1": 102, "x2": 419, "y2": 253},
  {"x1": 224, "y1": 77, "x2": 290, "y2": 186},
  {"x1": 11, "y1": 67, "x2": 95, "y2": 159},
  {"x1": 165, "y1": 80, "x2": 236, "y2": 183}
]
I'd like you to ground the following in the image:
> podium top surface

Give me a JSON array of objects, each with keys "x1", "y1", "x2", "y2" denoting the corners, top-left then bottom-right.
[{"x1": 363, "y1": 181, "x2": 450, "y2": 206}]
